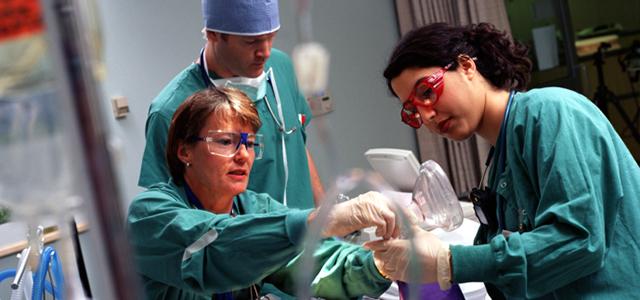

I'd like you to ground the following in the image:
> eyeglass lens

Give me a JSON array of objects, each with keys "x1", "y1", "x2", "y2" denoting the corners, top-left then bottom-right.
[
  {"x1": 401, "y1": 102, "x2": 422, "y2": 128},
  {"x1": 400, "y1": 68, "x2": 446, "y2": 128},
  {"x1": 205, "y1": 131, "x2": 263, "y2": 159}
]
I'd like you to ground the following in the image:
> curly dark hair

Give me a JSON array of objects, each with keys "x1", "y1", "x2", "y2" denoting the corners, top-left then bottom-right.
[{"x1": 383, "y1": 23, "x2": 532, "y2": 96}]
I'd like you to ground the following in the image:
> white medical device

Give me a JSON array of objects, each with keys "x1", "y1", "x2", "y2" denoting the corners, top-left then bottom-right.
[{"x1": 364, "y1": 148, "x2": 421, "y2": 192}]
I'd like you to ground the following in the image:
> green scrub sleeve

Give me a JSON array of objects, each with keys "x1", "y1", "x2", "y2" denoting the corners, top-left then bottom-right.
[
  {"x1": 450, "y1": 243, "x2": 498, "y2": 282},
  {"x1": 138, "y1": 111, "x2": 171, "y2": 187},
  {"x1": 285, "y1": 209, "x2": 311, "y2": 245},
  {"x1": 265, "y1": 238, "x2": 391, "y2": 299},
  {"x1": 128, "y1": 192, "x2": 314, "y2": 295}
]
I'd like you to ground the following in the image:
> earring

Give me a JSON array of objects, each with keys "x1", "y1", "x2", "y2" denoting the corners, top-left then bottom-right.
[
  {"x1": 185, "y1": 162, "x2": 191, "y2": 167},
  {"x1": 457, "y1": 54, "x2": 477, "y2": 64}
]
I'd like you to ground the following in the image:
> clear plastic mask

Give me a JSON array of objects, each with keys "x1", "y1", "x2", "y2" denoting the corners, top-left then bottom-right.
[{"x1": 411, "y1": 160, "x2": 463, "y2": 231}]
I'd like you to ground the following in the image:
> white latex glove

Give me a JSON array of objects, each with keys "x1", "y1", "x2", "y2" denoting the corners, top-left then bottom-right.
[
  {"x1": 321, "y1": 191, "x2": 399, "y2": 239},
  {"x1": 364, "y1": 226, "x2": 449, "y2": 285}
]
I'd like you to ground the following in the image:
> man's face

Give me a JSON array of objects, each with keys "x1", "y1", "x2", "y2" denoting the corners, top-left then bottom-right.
[{"x1": 211, "y1": 31, "x2": 277, "y2": 78}]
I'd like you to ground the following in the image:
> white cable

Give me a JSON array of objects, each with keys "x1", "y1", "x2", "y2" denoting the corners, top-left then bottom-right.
[{"x1": 269, "y1": 71, "x2": 290, "y2": 206}]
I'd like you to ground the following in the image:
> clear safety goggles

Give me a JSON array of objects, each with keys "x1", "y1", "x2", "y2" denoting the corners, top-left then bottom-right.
[
  {"x1": 192, "y1": 130, "x2": 264, "y2": 160},
  {"x1": 400, "y1": 62, "x2": 453, "y2": 129}
]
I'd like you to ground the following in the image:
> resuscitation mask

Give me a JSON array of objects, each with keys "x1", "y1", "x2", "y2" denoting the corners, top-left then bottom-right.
[
  {"x1": 211, "y1": 68, "x2": 270, "y2": 101},
  {"x1": 411, "y1": 160, "x2": 463, "y2": 231}
]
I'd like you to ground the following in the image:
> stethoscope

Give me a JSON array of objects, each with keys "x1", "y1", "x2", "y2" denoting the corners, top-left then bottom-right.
[
  {"x1": 263, "y1": 77, "x2": 297, "y2": 135},
  {"x1": 198, "y1": 48, "x2": 297, "y2": 135},
  {"x1": 487, "y1": 89, "x2": 516, "y2": 231}
]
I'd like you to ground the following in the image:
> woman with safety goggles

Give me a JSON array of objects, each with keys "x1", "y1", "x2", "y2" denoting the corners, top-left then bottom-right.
[
  {"x1": 366, "y1": 22, "x2": 640, "y2": 299},
  {"x1": 127, "y1": 87, "x2": 398, "y2": 300}
]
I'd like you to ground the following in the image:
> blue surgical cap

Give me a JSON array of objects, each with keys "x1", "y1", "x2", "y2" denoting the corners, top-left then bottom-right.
[{"x1": 202, "y1": 0, "x2": 280, "y2": 36}]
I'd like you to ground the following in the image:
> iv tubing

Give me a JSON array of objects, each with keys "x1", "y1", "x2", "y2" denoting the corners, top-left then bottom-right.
[
  {"x1": 31, "y1": 246, "x2": 64, "y2": 300},
  {"x1": 0, "y1": 269, "x2": 17, "y2": 283}
]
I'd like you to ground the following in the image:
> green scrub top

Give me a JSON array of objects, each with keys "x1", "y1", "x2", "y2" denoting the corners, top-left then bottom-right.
[
  {"x1": 451, "y1": 88, "x2": 640, "y2": 299},
  {"x1": 126, "y1": 180, "x2": 390, "y2": 300},
  {"x1": 139, "y1": 48, "x2": 314, "y2": 209}
]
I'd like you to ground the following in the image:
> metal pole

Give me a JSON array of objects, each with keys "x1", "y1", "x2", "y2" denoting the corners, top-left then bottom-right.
[{"x1": 39, "y1": 0, "x2": 142, "y2": 298}]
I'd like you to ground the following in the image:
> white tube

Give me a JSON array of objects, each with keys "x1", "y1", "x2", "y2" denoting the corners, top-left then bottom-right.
[
  {"x1": 10, "y1": 269, "x2": 34, "y2": 300},
  {"x1": 22, "y1": 270, "x2": 33, "y2": 300},
  {"x1": 10, "y1": 276, "x2": 23, "y2": 300}
]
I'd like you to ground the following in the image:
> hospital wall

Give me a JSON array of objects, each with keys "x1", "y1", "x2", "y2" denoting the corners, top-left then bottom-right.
[{"x1": 94, "y1": 0, "x2": 418, "y2": 210}]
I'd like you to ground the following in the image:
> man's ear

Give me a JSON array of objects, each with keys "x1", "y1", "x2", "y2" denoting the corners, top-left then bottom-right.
[{"x1": 206, "y1": 30, "x2": 220, "y2": 43}]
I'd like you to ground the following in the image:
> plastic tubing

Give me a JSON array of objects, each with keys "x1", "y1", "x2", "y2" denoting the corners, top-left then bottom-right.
[
  {"x1": 32, "y1": 246, "x2": 65, "y2": 300},
  {"x1": 31, "y1": 248, "x2": 49, "y2": 300},
  {"x1": 51, "y1": 247, "x2": 65, "y2": 299},
  {"x1": 0, "y1": 269, "x2": 17, "y2": 284}
]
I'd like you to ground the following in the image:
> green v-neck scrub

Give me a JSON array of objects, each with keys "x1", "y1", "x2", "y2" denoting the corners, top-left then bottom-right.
[{"x1": 451, "y1": 88, "x2": 640, "y2": 299}]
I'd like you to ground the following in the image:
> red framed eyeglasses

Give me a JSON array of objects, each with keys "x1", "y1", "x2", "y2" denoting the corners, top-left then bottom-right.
[{"x1": 400, "y1": 62, "x2": 453, "y2": 128}]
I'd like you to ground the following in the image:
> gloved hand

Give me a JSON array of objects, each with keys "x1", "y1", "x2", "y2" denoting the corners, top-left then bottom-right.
[
  {"x1": 321, "y1": 191, "x2": 399, "y2": 240},
  {"x1": 364, "y1": 226, "x2": 450, "y2": 287}
]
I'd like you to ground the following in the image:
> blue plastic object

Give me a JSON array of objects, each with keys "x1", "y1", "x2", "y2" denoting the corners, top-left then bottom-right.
[{"x1": 0, "y1": 268, "x2": 16, "y2": 283}]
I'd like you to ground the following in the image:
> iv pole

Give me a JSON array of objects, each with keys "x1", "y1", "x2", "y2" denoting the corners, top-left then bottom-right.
[
  {"x1": 592, "y1": 42, "x2": 640, "y2": 145},
  {"x1": 40, "y1": 0, "x2": 142, "y2": 298}
]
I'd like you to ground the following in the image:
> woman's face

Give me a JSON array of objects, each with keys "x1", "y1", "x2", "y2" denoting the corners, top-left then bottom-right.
[
  {"x1": 183, "y1": 113, "x2": 256, "y2": 201},
  {"x1": 390, "y1": 66, "x2": 483, "y2": 141}
]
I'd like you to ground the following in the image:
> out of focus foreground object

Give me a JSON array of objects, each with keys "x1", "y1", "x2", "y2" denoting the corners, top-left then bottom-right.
[
  {"x1": 296, "y1": 169, "x2": 409, "y2": 299},
  {"x1": 0, "y1": 0, "x2": 140, "y2": 298},
  {"x1": 292, "y1": 0, "x2": 330, "y2": 99}
]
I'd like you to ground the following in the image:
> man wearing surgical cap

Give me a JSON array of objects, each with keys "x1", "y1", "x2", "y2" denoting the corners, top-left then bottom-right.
[{"x1": 139, "y1": 0, "x2": 324, "y2": 210}]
